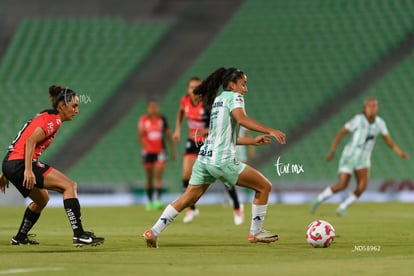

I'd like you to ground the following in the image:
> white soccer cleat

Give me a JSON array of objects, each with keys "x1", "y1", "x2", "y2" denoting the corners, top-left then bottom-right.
[
  {"x1": 234, "y1": 204, "x2": 244, "y2": 225},
  {"x1": 183, "y1": 208, "x2": 199, "y2": 223}
]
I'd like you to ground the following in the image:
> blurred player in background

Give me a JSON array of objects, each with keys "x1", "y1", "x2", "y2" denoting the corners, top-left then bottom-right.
[
  {"x1": 138, "y1": 100, "x2": 177, "y2": 211},
  {"x1": 143, "y1": 67, "x2": 286, "y2": 248},
  {"x1": 311, "y1": 98, "x2": 409, "y2": 216},
  {"x1": 0, "y1": 85, "x2": 104, "y2": 247},
  {"x1": 173, "y1": 77, "x2": 244, "y2": 225}
]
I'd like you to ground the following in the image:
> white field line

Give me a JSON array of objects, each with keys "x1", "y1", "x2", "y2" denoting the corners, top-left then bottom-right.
[{"x1": 0, "y1": 267, "x2": 63, "y2": 274}]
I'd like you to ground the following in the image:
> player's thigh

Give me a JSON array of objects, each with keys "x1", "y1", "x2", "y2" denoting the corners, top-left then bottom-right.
[
  {"x1": 182, "y1": 155, "x2": 197, "y2": 179},
  {"x1": 354, "y1": 168, "x2": 369, "y2": 186},
  {"x1": 338, "y1": 172, "x2": 352, "y2": 186},
  {"x1": 43, "y1": 168, "x2": 76, "y2": 193},
  {"x1": 237, "y1": 166, "x2": 272, "y2": 193}
]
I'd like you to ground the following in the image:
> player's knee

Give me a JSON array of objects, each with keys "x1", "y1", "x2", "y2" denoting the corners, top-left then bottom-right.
[
  {"x1": 355, "y1": 185, "x2": 367, "y2": 195},
  {"x1": 259, "y1": 180, "x2": 272, "y2": 194},
  {"x1": 38, "y1": 196, "x2": 49, "y2": 209},
  {"x1": 64, "y1": 180, "x2": 77, "y2": 193}
]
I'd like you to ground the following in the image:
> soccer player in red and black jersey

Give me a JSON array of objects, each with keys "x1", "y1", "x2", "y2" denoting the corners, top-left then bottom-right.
[
  {"x1": 173, "y1": 77, "x2": 244, "y2": 224},
  {"x1": 138, "y1": 100, "x2": 177, "y2": 211},
  {"x1": 0, "y1": 85, "x2": 104, "y2": 246}
]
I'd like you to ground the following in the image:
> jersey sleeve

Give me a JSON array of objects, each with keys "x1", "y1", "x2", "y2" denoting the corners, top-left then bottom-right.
[
  {"x1": 180, "y1": 96, "x2": 187, "y2": 110},
  {"x1": 378, "y1": 117, "x2": 389, "y2": 135},
  {"x1": 229, "y1": 93, "x2": 245, "y2": 112},
  {"x1": 35, "y1": 114, "x2": 56, "y2": 136},
  {"x1": 344, "y1": 115, "x2": 360, "y2": 132}
]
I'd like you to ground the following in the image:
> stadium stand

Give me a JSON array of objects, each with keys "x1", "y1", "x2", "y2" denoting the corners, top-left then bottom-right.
[
  {"x1": 0, "y1": 18, "x2": 168, "y2": 160},
  {"x1": 3, "y1": 0, "x2": 413, "y2": 193},
  {"x1": 66, "y1": 0, "x2": 414, "y2": 192},
  {"x1": 161, "y1": 0, "x2": 414, "y2": 185}
]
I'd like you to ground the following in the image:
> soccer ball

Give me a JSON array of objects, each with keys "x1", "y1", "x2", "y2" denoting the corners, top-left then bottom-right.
[{"x1": 306, "y1": 219, "x2": 335, "y2": 248}]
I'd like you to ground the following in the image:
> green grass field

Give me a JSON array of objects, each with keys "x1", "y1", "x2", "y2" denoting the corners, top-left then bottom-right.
[{"x1": 0, "y1": 203, "x2": 413, "y2": 275}]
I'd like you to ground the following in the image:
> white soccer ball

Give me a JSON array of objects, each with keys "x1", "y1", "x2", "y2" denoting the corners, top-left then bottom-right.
[{"x1": 306, "y1": 219, "x2": 335, "y2": 248}]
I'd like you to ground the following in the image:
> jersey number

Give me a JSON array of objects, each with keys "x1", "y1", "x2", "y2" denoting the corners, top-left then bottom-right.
[{"x1": 199, "y1": 150, "x2": 212, "y2": 157}]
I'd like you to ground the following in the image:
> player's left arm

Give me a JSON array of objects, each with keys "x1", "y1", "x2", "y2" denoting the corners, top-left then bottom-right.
[
  {"x1": 237, "y1": 135, "x2": 271, "y2": 146},
  {"x1": 382, "y1": 134, "x2": 409, "y2": 159}
]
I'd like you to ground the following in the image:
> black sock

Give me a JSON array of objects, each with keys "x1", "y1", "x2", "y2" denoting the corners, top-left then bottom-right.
[
  {"x1": 146, "y1": 188, "x2": 153, "y2": 202},
  {"x1": 156, "y1": 188, "x2": 162, "y2": 201},
  {"x1": 15, "y1": 207, "x2": 41, "y2": 240},
  {"x1": 63, "y1": 198, "x2": 85, "y2": 237},
  {"x1": 226, "y1": 186, "x2": 240, "y2": 210},
  {"x1": 182, "y1": 179, "x2": 189, "y2": 189}
]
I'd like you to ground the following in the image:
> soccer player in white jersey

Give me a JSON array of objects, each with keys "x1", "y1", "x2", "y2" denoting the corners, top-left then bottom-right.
[
  {"x1": 143, "y1": 67, "x2": 286, "y2": 248},
  {"x1": 311, "y1": 98, "x2": 409, "y2": 216}
]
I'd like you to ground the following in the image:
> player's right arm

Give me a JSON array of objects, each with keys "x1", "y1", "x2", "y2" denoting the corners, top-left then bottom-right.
[
  {"x1": 231, "y1": 107, "x2": 286, "y2": 144},
  {"x1": 23, "y1": 127, "x2": 46, "y2": 190},
  {"x1": 326, "y1": 127, "x2": 349, "y2": 161},
  {"x1": 172, "y1": 104, "x2": 185, "y2": 142}
]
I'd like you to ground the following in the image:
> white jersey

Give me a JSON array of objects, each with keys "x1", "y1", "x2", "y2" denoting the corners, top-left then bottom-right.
[
  {"x1": 341, "y1": 113, "x2": 388, "y2": 161},
  {"x1": 198, "y1": 91, "x2": 245, "y2": 165},
  {"x1": 235, "y1": 126, "x2": 248, "y2": 162}
]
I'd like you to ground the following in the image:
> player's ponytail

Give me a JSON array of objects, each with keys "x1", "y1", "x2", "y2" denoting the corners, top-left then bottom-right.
[
  {"x1": 49, "y1": 85, "x2": 77, "y2": 109},
  {"x1": 194, "y1": 67, "x2": 245, "y2": 111}
]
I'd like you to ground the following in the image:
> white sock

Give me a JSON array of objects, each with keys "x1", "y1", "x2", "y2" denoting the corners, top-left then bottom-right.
[
  {"x1": 250, "y1": 204, "x2": 267, "y2": 235},
  {"x1": 151, "y1": 204, "x2": 179, "y2": 237},
  {"x1": 338, "y1": 193, "x2": 358, "y2": 210},
  {"x1": 317, "y1": 187, "x2": 333, "y2": 202}
]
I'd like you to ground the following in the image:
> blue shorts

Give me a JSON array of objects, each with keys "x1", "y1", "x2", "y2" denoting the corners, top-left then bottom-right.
[{"x1": 189, "y1": 158, "x2": 247, "y2": 187}]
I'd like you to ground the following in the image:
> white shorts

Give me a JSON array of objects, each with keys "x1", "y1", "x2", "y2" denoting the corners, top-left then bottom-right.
[{"x1": 338, "y1": 154, "x2": 370, "y2": 174}]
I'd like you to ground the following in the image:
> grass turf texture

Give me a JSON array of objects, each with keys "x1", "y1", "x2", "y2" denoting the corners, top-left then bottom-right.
[{"x1": 0, "y1": 203, "x2": 413, "y2": 275}]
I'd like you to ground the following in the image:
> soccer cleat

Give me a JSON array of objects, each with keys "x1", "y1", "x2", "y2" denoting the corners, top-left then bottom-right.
[
  {"x1": 143, "y1": 229, "x2": 158, "y2": 248},
  {"x1": 182, "y1": 208, "x2": 199, "y2": 223},
  {"x1": 10, "y1": 234, "x2": 39, "y2": 246},
  {"x1": 310, "y1": 198, "x2": 321, "y2": 214},
  {"x1": 336, "y1": 208, "x2": 347, "y2": 217},
  {"x1": 73, "y1": 231, "x2": 104, "y2": 247},
  {"x1": 248, "y1": 230, "x2": 279, "y2": 243},
  {"x1": 234, "y1": 204, "x2": 244, "y2": 225}
]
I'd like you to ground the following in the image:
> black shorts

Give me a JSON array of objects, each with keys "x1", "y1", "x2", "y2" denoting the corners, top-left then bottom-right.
[
  {"x1": 142, "y1": 151, "x2": 167, "y2": 168},
  {"x1": 2, "y1": 158, "x2": 52, "y2": 197},
  {"x1": 185, "y1": 139, "x2": 203, "y2": 156}
]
